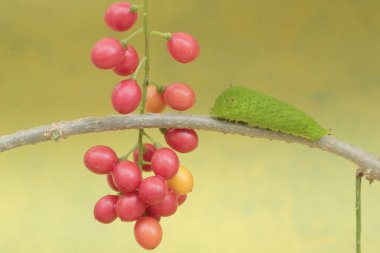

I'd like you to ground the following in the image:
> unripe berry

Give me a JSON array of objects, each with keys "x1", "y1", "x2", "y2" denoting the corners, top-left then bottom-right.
[
  {"x1": 84, "y1": 146, "x2": 118, "y2": 174},
  {"x1": 94, "y1": 195, "x2": 118, "y2": 224},
  {"x1": 113, "y1": 45, "x2": 139, "y2": 76},
  {"x1": 91, "y1": 38, "x2": 124, "y2": 69},
  {"x1": 104, "y1": 2, "x2": 138, "y2": 32},
  {"x1": 151, "y1": 148, "x2": 179, "y2": 180},
  {"x1": 167, "y1": 32, "x2": 200, "y2": 63},
  {"x1": 145, "y1": 85, "x2": 166, "y2": 113},
  {"x1": 167, "y1": 165, "x2": 194, "y2": 195},
  {"x1": 111, "y1": 79, "x2": 142, "y2": 114},
  {"x1": 163, "y1": 83, "x2": 195, "y2": 111},
  {"x1": 164, "y1": 128, "x2": 198, "y2": 153}
]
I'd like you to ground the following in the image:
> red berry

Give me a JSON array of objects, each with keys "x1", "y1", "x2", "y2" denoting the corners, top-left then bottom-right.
[
  {"x1": 163, "y1": 83, "x2": 195, "y2": 111},
  {"x1": 116, "y1": 192, "x2": 146, "y2": 222},
  {"x1": 134, "y1": 217, "x2": 162, "y2": 250},
  {"x1": 151, "y1": 148, "x2": 179, "y2": 180},
  {"x1": 112, "y1": 161, "x2": 142, "y2": 193},
  {"x1": 111, "y1": 79, "x2": 142, "y2": 114},
  {"x1": 113, "y1": 45, "x2": 139, "y2": 76},
  {"x1": 177, "y1": 195, "x2": 187, "y2": 206},
  {"x1": 167, "y1": 32, "x2": 200, "y2": 63},
  {"x1": 133, "y1": 143, "x2": 156, "y2": 171},
  {"x1": 104, "y1": 2, "x2": 138, "y2": 32},
  {"x1": 145, "y1": 85, "x2": 166, "y2": 113},
  {"x1": 84, "y1": 146, "x2": 118, "y2": 174},
  {"x1": 164, "y1": 128, "x2": 199, "y2": 153},
  {"x1": 145, "y1": 209, "x2": 161, "y2": 221},
  {"x1": 94, "y1": 195, "x2": 118, "y2": 224},
  {"x1": 139, "y1": 176, "x2": 168, "y2": 206},
  {"x1": 91, "y1": 38, "x2": 124, "y2": 69},
  {"x1": 149, "y1": 190, "x2": 178, "y2": 217},
  {"x1": 107, "y1": 174, "x2": 120, "y2": 192}
]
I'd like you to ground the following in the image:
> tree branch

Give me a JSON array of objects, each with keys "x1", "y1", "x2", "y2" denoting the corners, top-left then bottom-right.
[{"x1": 1, "y1": 114, "x2": 379, "y2": 181}]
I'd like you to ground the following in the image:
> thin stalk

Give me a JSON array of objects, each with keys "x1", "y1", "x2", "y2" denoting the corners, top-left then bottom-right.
[
  {"x1": 131, "y1": 56, "x2": 147, "y2": 79},
  {"x1": 121, "y1": 28, "x2": 143, "y2": 47},
  {"x1": 142, "y1": 130, "x2": 162, "y2": 148},
  {"x1": 137, "y1": 0, "x2": 150, "y2": 171},
  {"x1": 151, "y1": 31, "x2": 171, "y2": 40},
  {"x1": 356, "y1": 172, "x2": 362, "y2": 253},
  {"x1": 119, "y1": 143, "x2": 138, "y2": 161}
]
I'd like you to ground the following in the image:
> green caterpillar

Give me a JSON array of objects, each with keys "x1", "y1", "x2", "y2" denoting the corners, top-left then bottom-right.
[{"x1": 211, "y1": 86, "x2": 328, "y2": 141}]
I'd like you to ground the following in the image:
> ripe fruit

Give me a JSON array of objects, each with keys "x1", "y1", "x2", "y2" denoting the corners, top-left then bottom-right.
[
  {"x1": 151, "y1": 147, "x2": 179, "y2": 180},
  {"x1": 145, "y1": 209, "x2": 161, "y2": 221},
  {"x1": 84, "y1": 146, "x2": 118, "y2": 174},
  {"x1": 94, "y1": 195, "x2": 119, "y2": 224},
  {"x1": 177, "y1": 195, "x2": 187, "y2": 206},
  {"x1": 167, "y1": 165, "x2": 194, "y2": 195},
  {"x1": 112, "y1": 161, "x2": 142, "y2": 193},
  {"x1": 167, "y1": 32, "x2": 200, "y2": 63},
  {"x1": 104, "y1": 2, "x2": 138, "y2": 32},
  {"x1": 139, "y1": 176, "x2": 168, "y2": 206},
  {"x1": 91, "y1": 38, "x2": 125, "y2": 69},
  {"x1": 145, "y1": 85, "x2": 166, "y2": 113},
  {"x1": 107, "y1": 174, "x2": 120, "y2": 192},
  {"x1": 149, "y1": 189, "x2": 178, "y2": 217},
  {"x1": 111, "y1": 79, "x2": 142, "y2": 114},
  {"x1": 133, "y1": 143, "x2": 156, "y2": 171},
  {"x1": 134, "y1": 217, "x2": 162, "y2": 250},
  {"x1": 164, "y1": 128, "x2": 198, "y2": 153},
  {"x1": 163, "y1": 83, "x2": 195, "y2": 111},
  {"x1": 113, "y1": 45, "x2": 139, "y2": 76},
  {"x1": 116, "y1": 192, "x2": 146, "y2": 222}
]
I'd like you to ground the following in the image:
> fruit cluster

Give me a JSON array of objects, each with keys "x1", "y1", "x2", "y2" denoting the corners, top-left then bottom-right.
[{"x1": 85, "y1": 1, "x2": 200, "y2": 250}]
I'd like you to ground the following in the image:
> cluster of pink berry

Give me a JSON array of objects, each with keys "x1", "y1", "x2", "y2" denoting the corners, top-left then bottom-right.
[{"x1": 85, "y1": 1, "x2": 200, "y2": 250}]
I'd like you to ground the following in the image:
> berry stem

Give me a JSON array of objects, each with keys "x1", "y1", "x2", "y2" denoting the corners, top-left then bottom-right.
[
  {"x1": 137, "y1": 0, "x2": 151, "y2": 171},
  {"x1": 151, "y1": 31, "x2": 172, "y2": 40},
  {"x1": 119, "y1": 142, "x2": 138, "y2": 161},
  {"x1": 142, "y1": 130, "x2": 162, "y2": 148},
  {"x1": 121, "y1": 28, "x2": 144, "y2": 47},
  {"x1": 131, "y1": 56, "x2": 147, "y2": 80}
]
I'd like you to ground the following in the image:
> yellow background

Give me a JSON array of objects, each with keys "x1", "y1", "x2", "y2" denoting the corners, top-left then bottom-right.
[{"x1": 1, "y1": 0, "x2": 380, "y2": 252}]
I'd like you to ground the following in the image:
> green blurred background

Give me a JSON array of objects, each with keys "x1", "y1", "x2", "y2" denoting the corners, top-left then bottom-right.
[{"x1": 1, "y1": 0, "x2": 380, "y2": 252}]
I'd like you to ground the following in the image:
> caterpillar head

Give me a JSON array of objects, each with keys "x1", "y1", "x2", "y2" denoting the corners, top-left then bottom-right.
[{"x1": 211, "y1": 87, "x2": 248, "y2": 121}]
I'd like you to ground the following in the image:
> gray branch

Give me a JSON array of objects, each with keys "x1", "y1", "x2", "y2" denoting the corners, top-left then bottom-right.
[{"x1": 1, "y1": 114, "x2": 379, "y2": 181}]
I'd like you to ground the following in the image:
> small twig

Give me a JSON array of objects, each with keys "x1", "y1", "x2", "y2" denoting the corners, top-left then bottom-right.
[
  {"x1": 0, "y1": 114, "x2": 380, "y2": 181},
  {"x1": 356, "y1": 170, "x2": 363, "y2": 253}
]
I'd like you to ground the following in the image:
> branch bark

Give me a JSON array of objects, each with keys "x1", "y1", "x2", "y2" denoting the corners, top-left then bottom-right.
[{"x1": 1, "y1": 114, "x2": 379, "y2": 181}]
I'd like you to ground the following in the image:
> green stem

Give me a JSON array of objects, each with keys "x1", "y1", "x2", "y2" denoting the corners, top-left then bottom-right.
[
  {"x1": 137, "y1": 0, "x2": 150, "y2": 171},
  {"x1": 151, "y1": 31, "x2": 172, "y2": 40},
  {"x1": 142, "y1": 130, "x2": 162, "y2": 148},
  {"x1": 119, "y1": 143, "x2": 138, "y2": 161},
  {"x1": 131, "y1": 56, "x2": 147, "y2": 79},
  {"x1": 121, "y1": 28, "x2": 143, "y2": 47},
  {"x1": 356, "y1": 172, "x2": 362, "y2": 253}
]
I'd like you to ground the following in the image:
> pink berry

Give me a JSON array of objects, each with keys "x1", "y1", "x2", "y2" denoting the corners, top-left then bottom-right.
[
  {"x1": 151, "y1": 147, "x2": 179, "y2": 180},
  {"x1": 164, "y1": 129, "x2": 198, "y2": 153},
  {"x1": 104, "y1": 2, "x2": 138, "y2": 32},
  {"x1": 112, "y1": 160, "x2": 142, "y2": 193},
  {"x1": 163, "y1": 83, "x2": 195, "y2": 111},
  {"x1": 111, "y1": 79, "x2": 142, "y2": 114},
  {"x1": 113, "y1": 45, "x2": 139, "y2": 76},
  {"x1": 107, "y1": 174, "x2": 120, "y2": 192},
  {"x1": 133, "y1": 143, "x2": 156, "y2": 171},
  {"x1": 149, "y1": 190, "x2": 178, "y2": 217},
  {"x1": 91, "y1": 38, "x2": 124, "y2": 69},
  {"x1": 177, "y1": 195, "x2": 187, "y2": 206},
  {"x1": 84, "y1": 146, "x2": 118, "y2": 174},
  {"x1": 167, "y1": 32, "x2": 200, "y2": 63},
  {"x1": 116, "y1": 192, "x2": 146, "y2": 222},
  {"x1": 139, "y1": 176, "x2": 168, "y2": 206},
  {"x1": 94, "y1": 195, "x2": 118, "y2": 224},
  {"x1": 145, "y1": 209, "x2": 161, "y2": 222}
]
